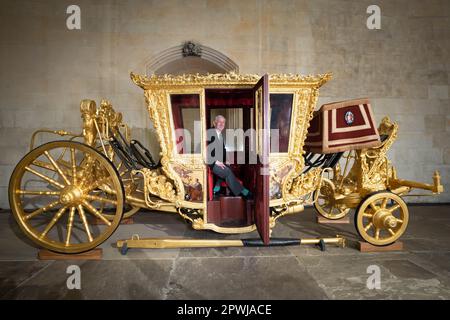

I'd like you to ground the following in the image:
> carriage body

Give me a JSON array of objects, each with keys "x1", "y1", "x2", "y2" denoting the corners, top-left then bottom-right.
[{"x1": 128, "y1": 72, "x2": 331, "y2": 240}]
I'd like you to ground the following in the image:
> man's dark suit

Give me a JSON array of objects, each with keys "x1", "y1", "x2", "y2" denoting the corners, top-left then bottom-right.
[{"x1": 207, "y1": 128, "x2": 244, "y2": 196}]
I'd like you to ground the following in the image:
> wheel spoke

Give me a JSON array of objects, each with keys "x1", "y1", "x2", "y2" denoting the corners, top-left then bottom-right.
[
  {"x1": 82, "y1": 201, "x2": 112, "y2": 226},
  {"x1": 71, "y1": 148, "x2": 77, "y2": 185},
  {"x1": 388, "y1": 204, "x2": 400, "y2": 213},
  {"x1": 369, "y1": 202, "x2": 379, "y2": 212},
  {"x1": 65, "y1": 206, "x2": 76, "y2": 246},
  {"x1": 85, "y1": 194, "x2": 118, "y2": 205},
  {"x1": 77, "y1": 158, "x2": 96, "y2": 189},
  {"x1": 16, "y1": 190, "x2": 60, "y2": 196},
  {"x1": 44, "y1": 151, "x2": 71, "y2": 185},
  {"x1": 83, "y1": 176, "x2": 112, "y2": 194},
  {"x1": 80, "y1": 157, "x2": 95, "y2": 173},
  {"x1": 120, "y1": 170, "x2": 127, "y2": 177},
  {"x1": 24, "y1": 200, "x2": 60, "y2": 220},
  {"x1": 57, "y1": 159, "x2": 73, "y2": 170},
  {"x1": 388, "y1": 228, "x2": 395, "y2": 236},
  {"x1": 375, "y1": 228, "x2": 380, "y2": 240},
  {"x1": 77, "y1": 205, "x2": 93, "y2": 242},
  {"x1": 40, "y1": 206, "x2": 67, "y2": 238},
  {"x1": 98, "y1": 181, "x2": 117, "y2": 196},
  {"x1": 25, "y1": 166, "x2": 65, "y2": 189},
  {"x1": 396, "y1": 218, "x2": 403, "y2": 224},
  {"x1": 32, "y1": 160, "x2": 57, "y2": 172},
  {"x1": 381, "y1": 197, "x2": 388, "y2": 209},
  {"x1": 57, "y1": 147, "x2": 69, "y2": 163},
  {"x1": 364, "y1": 222, "x2": 373, "y2": 232},
  {"x1": 362, "y1": 213, "x2": 373, "y2": 218}
]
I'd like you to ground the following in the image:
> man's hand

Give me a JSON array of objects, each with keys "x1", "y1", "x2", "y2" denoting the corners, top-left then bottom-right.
[{"x1": 215, "y1": 161, "x2": 226, "y2": 169}]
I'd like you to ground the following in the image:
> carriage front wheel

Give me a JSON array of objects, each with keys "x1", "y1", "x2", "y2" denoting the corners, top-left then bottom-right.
[
  {"x1": 355, "y1": 191, "x2": 409, "y2": 246},
  {"x1": 9, "y1": 141, "x2": 124, "y2": 254}
]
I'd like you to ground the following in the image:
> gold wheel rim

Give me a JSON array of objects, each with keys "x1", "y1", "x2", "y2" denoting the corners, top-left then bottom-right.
[
  {"x1": 356, "y1": 192, "x2": 409, "y2": 246},
  {"x1": 9, "y1": 141, "x2": 124, "y2": 254},
  {"x1": 315, "y1": 178, "x2": 350, "y2": 220}
]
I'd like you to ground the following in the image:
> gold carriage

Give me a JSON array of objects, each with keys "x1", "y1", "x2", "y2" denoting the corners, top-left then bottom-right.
[{"x1": 8, "y1": 72, "x2": 443, "y2": 254}]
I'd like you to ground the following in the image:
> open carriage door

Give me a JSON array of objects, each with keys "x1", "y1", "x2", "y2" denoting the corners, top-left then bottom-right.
[{"x1": 253, "y1": 74, "x2": 270, "y2": 244}]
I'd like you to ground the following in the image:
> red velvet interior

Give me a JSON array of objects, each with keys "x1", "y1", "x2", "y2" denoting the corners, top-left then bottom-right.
[
  {"x1": 170, "y1": 94, "x2": 200, "y2": 154},
  {"x1": 205, "y1": 89, "x2": 256, "y2": 201},
  {"x1": 205, "y1": 89, "x2": 254, "y2": 132},
  {"x1": 171, "y1": 94, "x2": 200, "y2": 130},
  {"x1": 205, "y1": 89, "x2": 254, "y2": 108}
]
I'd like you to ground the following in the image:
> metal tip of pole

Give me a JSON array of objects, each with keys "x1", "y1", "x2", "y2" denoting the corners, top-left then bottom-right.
[{"x1": 336, "y1": 235, "x2": 346, "y2": 248}]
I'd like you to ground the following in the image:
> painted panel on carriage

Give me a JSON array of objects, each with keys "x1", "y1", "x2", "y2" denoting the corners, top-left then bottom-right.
[
  {"x1": 172, "y1": 165, "x2": 203, "y2": 202},
  {"x1": 269, "y1": 162, "x2": 294, "y2": 200}
]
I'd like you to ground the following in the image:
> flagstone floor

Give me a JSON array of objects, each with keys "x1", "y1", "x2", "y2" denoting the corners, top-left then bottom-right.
[{"x1": 0, "y1": 205, "x2": 449, "y2": 299}]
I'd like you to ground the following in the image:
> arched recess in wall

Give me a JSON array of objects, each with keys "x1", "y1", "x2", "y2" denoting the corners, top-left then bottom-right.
[{"x1": 145, "y1": 41, "x2": 239, "y2": 75}]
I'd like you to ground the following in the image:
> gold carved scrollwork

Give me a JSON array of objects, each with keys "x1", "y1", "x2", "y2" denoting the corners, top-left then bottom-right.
[
  {"x1": 80, "y1": 98, "x2": 130, "y2": 146},
  {"x1": 132, "y1": 71, "x2": 260, "y2": 88},
  {"x1": 131, "y1": 71, "x2": 332, "y2": 89},
  {"x1": 281, "y1": 88, "x2": 321, "y2": 201},
  {"x1": 144, "y1": 90, "x2": 184, "y2": 199},
  {"x1": 139, "y1": 168, "x2": 177, "y2": 202},
  {"x1": 288, "y1": 167, "x2": 323, "y2": 200},
  {"x1": 353, "y1": 116, "x2": 398, "y2": 193},
  {"x1": 80, "y1": 100, "x2": 97, "y2": 146},
  {"x1": 96, "y1": 99, "x2": 128, "y2": 138}
]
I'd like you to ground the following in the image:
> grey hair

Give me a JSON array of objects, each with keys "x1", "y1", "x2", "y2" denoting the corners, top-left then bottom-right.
[{"x1": 214, "y1": 115, "x2": 226, "y2": 122}]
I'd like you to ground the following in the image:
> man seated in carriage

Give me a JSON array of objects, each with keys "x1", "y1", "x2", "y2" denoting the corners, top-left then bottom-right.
[{"x1": 206, "y1": 115, "x2": 252, "y2": 199}]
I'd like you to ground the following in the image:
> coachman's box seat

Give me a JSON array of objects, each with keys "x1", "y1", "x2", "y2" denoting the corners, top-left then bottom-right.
[{"x1": 305, "y1": 98, "x2": 381, "y2": 154}]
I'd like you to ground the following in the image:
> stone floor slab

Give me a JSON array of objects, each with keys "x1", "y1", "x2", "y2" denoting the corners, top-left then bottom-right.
[
  {"x1": 165, "y1": 256, "x2": 328, "y2": 300},
  {"x1": 0, "y1": 205, "x2": 449, "y2": 299},
  {"x1": 2, "y1": 260, "x2": 174, "y2": 299}
]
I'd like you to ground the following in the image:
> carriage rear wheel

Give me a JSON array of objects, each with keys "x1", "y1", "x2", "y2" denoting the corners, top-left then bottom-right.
[
  {"x1": 355, "y1": 191, "x2": 409, "y2": 246},
  {"x1": 313, "y1": 178, "x2": 350, "y2": 220},
  {"x1": 9, "y1": 141, "x2": 124, "y2": 254}
]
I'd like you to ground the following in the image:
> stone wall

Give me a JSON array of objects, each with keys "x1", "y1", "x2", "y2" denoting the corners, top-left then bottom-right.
[{"x1": 0, "y1": 0, "x2": 449, "y2": 208}]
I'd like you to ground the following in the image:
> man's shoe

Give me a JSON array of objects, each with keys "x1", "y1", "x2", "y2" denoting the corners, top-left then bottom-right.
[{"x1": 242, "y1": 191, "x2": 253, "y2": 200}]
